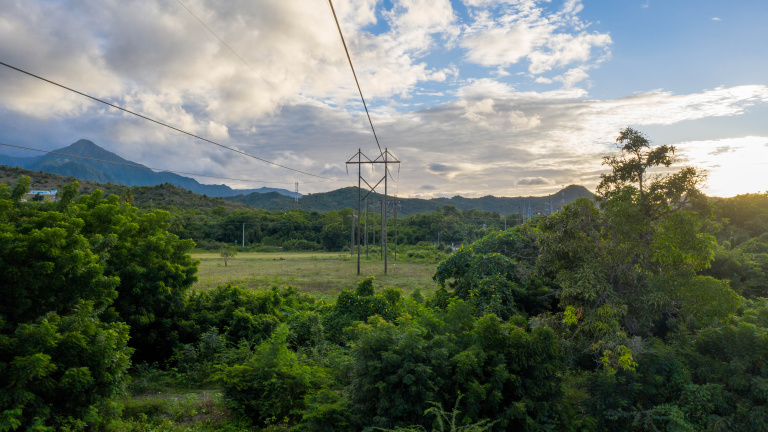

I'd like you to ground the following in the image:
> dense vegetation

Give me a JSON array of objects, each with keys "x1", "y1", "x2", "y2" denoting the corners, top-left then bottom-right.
[{"x1": 2, "y1": 128, "x2": 768, "y2": 431}]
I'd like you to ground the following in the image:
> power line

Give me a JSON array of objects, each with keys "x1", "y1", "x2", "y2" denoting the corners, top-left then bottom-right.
[
  {"x1": 0, "y1": 60, "x2": 341, "y2": 181},
  {"x1": 0, "y1": 141, "x2": 328, "y2": 185},
  {"x1": 174, "y1": 0, "x2": 284, "y2": 98},
  {"x1": 173, "y1": 1, "x2": 360, "y2": 190},
  {"x1": 326, "y1": 0, "x2": 384, "y2": 160}
]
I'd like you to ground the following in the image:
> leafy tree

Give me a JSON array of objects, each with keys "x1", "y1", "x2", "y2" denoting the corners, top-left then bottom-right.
[
  {"x1": 9, "y1": 175, "x2": 30, "y2": 202},
  {"x1": 323, "y1": 277, "x2": 403, "y2": 343},
  {"x1": 433, "y1": 227, "x2": 553, "y2": 319},
  {"x1": 538, "y1": 128, "x2": 737, "y2": 371},
  {"x1": 72, "y1": 190, "x2": 199, "y2": 363},
  {"x1": 217, "y1": 326, "x2": 326, "y2": 427},
  {"x1": 597, "y1": 127, "x2": 675, "y2": 203},
  {"x1": 220, "y1": 245, "x2": 237, "y2": 267},
  {"x1": 347, "y1": 302, "x2": 565, "y2": 431},
  {"x1": 0, "y1": 179, "x2": 132, "y2": 430}
]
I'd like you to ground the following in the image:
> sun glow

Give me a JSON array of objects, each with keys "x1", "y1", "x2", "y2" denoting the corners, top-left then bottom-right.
[{"x1": 675, "y1": 136, "x2": 768, "y2": 197}]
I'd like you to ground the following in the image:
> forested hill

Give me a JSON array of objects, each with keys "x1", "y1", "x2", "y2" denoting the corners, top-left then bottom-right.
[
  {"x1": 0, "y1": 165, "x2": 249, "y2": 211},
  {"x1": 1, "y1": 163, "x2": 593, "y2": 215},
  {"x1": 0, "y1": 139, "x2": 298, "y2": 198},
  {"x1": 225, "y1": 184, "x2": 594, "y2": 215}
]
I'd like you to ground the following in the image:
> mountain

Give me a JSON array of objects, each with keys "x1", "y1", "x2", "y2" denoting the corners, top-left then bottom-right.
[
  {"x1": 226, "y1": 184, "x2": 594, "y2": 216},
  {"x1": 1, "y1": 162, "x2": 593, "y2": 216},
  {"x1": 1, "y1": 140, "x2": 594, "y2": 214},
  {"x1": 0, "y1": 139, "x2": 299, "y2": 198}
]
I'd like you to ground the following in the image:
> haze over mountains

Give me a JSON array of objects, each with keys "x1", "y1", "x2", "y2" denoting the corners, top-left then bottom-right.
[
  {"x1": 0, "y1": 139, "x2": 594, "y2": 214},
  {"x1": 0, "y1": 139, "x2": 299, "y2": 198}
]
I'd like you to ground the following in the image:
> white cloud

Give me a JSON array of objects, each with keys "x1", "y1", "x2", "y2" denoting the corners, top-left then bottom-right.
[
  {"x1": 460, "y1": 98, "x2": 495, "y2": 122},
  {"x1": 509, "y1": 110, "x2": 541, "y2": 129},
  {"x1": 528, "y1": 32, "x2": 612, "y2": 74},
  {"x1": 1, "y1": 0, "x2": 767, "y2": 199},
  {"x1": 553, "y1": 66, "x2": 591, "y2": 88},
  {"x1": 459, "y1": 0, "x2": 611, "y2": 86}
]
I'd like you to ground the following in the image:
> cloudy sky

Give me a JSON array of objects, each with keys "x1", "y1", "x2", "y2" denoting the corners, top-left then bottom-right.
[{"x1": 1, "y1": 0, "x2": 767, "y2": 198}]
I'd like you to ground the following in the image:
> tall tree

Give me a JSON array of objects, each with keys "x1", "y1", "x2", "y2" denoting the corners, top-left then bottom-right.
[{"x1": 538, "y1": 128, "x2": 738, "y2": 371}]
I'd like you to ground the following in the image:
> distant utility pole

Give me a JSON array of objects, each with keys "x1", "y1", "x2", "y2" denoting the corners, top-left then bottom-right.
[
  {"x1": 346, "y1": 148, "x2": 400, "y2": 275},
  {"x1": 364, "y1": 196, "x2": 369, "y2": 259},
  {"x1": 350, "y1": 210, "x2": 355, "y2": 256},
  {"x1": 379, "y1": 198, "x2": 387, "y2": 259},
  {"x1": 561, "y1": 185, "x2": 565, "y2": 211},
  {"x1": 242, "y1": 223, "x2": 245, "y2": 248},
  {"x1": 393, "y1": 198, "x2": 398, "y2": 262},
  {"x1": 372, "y1": 199, "x2": 376, "y2": 248},
  {"x1": 294, "y1": 182, "x2": 299, "y2": 210}
]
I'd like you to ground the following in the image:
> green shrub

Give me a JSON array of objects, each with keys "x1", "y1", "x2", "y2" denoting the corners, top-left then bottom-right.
[{"x1": 218, "y1": 327, "x2": 326, "y2": 427}]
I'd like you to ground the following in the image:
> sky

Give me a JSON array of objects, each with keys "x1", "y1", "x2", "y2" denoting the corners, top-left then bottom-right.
[{"x1": 1, "y1": 0, "x2": 767, "y2": 198}]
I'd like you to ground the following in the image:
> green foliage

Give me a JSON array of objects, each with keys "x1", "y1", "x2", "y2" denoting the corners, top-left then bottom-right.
[
  {"x1": 71, "y1": 190, "x2": 199, "y2": 363},
  {"x1": 0, "y1": 199, "x2": 119, "y2": 324},
  {"x1": 347, "y1": 302, "x2": 565, "y2": 431},
  {"x1": 715, "y1": 192, "x2": 768, "y2": 241},
  {"x1": 323, "y1": 278, "x2": 403, "y2": 343},
  {"x1": 376, "y1": 396, "x2": 498, "y2": 432},
  {"x1": 217, "y1": 326, "x2": 326, "y2": 427},
  {"x1": 10, "y1": 175, "x2": 30, "y2": 202},
  {"x1": 113, "y1": 391, "x2": 251, "y2": 432},
  {"x1": 220, "y1": 245, "x2": 237, "y2": 267},
  {"x1": 434, "y1": 227, "x2": 553, "y2": 319},
  {"x1": 0, "y1": 180, "x2": 133, "y2": 430},
  {"x1": 536, "y1": 129, "x2": 736, "y2": 371},
  {"x1": 704, "y1": 236, "x2": 768, "y2": 298},
  {"x1": 0, "y1": 302, "x2": 132, "y2": 431},
  {"x1": 183, "y1": 284, "x2": 317, "y2": 347},
  {"x1": 299, "y1": 388, "x2": 352, "y2": 432}
]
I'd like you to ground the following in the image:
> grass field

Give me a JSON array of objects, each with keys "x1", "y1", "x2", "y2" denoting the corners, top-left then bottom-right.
[{"x1": 192, "y1": 251, "x2": 441, "y2": 299}]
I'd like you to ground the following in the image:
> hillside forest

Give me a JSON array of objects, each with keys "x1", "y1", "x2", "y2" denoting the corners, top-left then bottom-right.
[{"x1": 3, "y1": 128, "x2": 768, "y2": 431}]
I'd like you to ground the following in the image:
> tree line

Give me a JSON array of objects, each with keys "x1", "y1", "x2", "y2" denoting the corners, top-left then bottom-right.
[{"x1": 2, "y1": 127, "x2": 768, "y2": 430}]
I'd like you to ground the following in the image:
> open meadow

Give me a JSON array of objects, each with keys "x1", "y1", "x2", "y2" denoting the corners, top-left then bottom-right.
[{"x1": 192, "y1": 250, "x2": 441, "y2": 299}]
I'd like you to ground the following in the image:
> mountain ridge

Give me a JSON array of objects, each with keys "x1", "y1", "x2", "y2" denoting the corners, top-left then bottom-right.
[
  {"x1": 225, "y1": 185, "x2": 594, "y2": 216},
  {"x1": 1, "y1": 140, "x2": 595, "y2": 214},
  {"x1": 0, "y1": 139, "x2": 300, "y2": 198}
]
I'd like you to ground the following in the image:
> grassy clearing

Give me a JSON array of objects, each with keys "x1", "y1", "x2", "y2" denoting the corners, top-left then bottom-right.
[{"x1": 192, "y1": 251, "x2": 440, "y2": 299}]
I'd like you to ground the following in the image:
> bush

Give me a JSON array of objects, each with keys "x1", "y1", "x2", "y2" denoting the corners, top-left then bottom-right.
[{"x1": 217, "y1": 327, "x2": 326, "y2": 427}]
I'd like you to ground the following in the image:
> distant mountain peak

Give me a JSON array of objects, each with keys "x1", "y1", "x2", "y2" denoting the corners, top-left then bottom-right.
[
  {"x1": 56, "y1": 139, "x2": 135, "y2": 164},
  {"x1": 0, "y1": 139, "x2": 299, "y2": 198}
]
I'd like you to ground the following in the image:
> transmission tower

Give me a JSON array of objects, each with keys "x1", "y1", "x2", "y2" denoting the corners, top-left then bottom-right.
[{"x1": 346, "y1": 148, "x2": 400, "y2": 275}]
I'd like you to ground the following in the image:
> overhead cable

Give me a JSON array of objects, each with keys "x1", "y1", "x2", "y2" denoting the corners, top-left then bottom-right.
[
  {"x1": 0, "y1": 61, "x2": 341, "y2": 181},
  {"x1": 174, "y1": 0, "x2": 283, "y2": 97},
  {"x1": 173, "y1": 1, "x2": 359, "y2": 189},
  {"x1": 326, "y1": 0, "x2": 385, "y2": 160},
  {"x1": 0, "y1": 141, "x2": 328, "y2": 185}
]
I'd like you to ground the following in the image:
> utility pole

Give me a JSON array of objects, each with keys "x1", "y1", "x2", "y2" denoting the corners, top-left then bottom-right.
[
  {"x1": 380, "y1": 197, "x2": 384, "y2": 259},
  {"x1": 294, "y1": 182, "x2": 299, "y2": 210},
  {"x1": 383, "y1": 149, "x2": 388, "y2": 273},
  {"x1": 371, "y1": 200, "x2": 376, "y2": 247},
  {"x1": 350, "y1": 210, "x2": 354, "y2": 256},
  {"x1": 242, "y1": 223, "x2": 245, "y2": 248},
  {"x1": 345, "y1": 148, "x2": 400, "y2": 274},
  {"x1": 357, "y1": 149, "x2": 361, "y2": 275},
  {"x1": 365, "y1": 196, "x2": 369, "y2": 259},
  {"x1": 393, "y1": 198, "x2": 398, "y2": 262}
]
